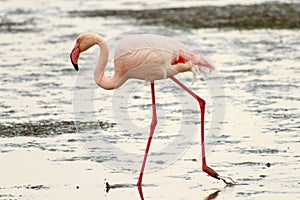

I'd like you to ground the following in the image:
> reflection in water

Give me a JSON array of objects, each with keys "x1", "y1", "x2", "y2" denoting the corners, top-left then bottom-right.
[
  {"x1": 105, "y1": 181, "x2": 145, "y2": 199},
  {"x1": 105, "y1": 181, "x2": 137, "y2": 193},
  {"x1": 105, "y1": 180, "x2": 228, "y2": 200},
  {"x1": 204, "y1": 190, "x2": 220, "y2": 200}
]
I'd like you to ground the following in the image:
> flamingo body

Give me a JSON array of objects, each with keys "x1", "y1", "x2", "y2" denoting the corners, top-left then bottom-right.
[
  {"x1": 70, "y1": 32, "x2": 234, "y2": 186},
  {"x1": 114, "y1": 34, "x2": 186, "y2": 81},
  {"x1": 70, "y1": 33, "x2": 213, "y2": 89},
  {"x1": 115, "y1": 34, "x2": 214, "y2": 82}
]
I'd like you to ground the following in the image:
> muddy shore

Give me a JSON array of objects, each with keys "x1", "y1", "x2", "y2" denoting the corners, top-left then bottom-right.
[{"x1": 69, "y1": 2, "x2": 300, "y2": 29}]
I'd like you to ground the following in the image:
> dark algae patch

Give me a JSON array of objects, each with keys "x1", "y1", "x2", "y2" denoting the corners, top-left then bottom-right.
[
  {"x1": 0, "y1": 121, "x2": 116, "y2": 137},
  {"x1": 69, "y1": 2, "x2": 300, "y2": 29},
  {"x1": 0, "y1": 121, "x2": 75, "y2": 137}
]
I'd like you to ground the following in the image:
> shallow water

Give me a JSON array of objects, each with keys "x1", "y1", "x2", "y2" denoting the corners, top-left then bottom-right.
[{"x1": 0, "y1": 0, "x2": 300, "y2": 199}]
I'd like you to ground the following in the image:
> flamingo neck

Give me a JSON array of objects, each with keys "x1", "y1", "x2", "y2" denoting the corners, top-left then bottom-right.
[{"x1": 94, "y1": 37, "x2": 118, "y2": 90}]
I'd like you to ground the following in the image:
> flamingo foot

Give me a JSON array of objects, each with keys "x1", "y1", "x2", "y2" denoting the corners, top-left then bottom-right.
[
  {"x1": 203, "y1": 166, "x2": 236, "y2": 186},
  {"x1": 203, "y1": 165, "x2": 219, "y2": 179},
  {"x1": 217, "y1": 175, "x2": 236, "y2": 186}
]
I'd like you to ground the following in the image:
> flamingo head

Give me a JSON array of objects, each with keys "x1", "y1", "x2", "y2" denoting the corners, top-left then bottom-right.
[{"x1": 70, "y1": 32, "x2": 98, "y2": 71}]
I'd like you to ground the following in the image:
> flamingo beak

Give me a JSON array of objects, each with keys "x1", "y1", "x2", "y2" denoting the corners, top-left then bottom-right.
[{"x1": 70, "y1": 43, "x2": 80, "y2": 71}]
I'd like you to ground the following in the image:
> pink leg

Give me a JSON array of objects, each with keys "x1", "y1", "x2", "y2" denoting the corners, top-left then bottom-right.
[
  {"x1": 137, "y1": 82, "x2": 157, "y2": 186},
  {"x1": 170, "y1": 76, "x2": 220, "y2": 180}
]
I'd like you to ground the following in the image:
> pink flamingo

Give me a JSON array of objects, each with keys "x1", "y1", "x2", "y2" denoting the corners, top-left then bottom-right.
[{"x1": 70, "y1": 32, "x2": 233, "y2": 186}]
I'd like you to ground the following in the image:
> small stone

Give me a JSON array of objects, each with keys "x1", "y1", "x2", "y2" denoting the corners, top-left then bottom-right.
[
  {"x1": 266, "y1": 163, "x2": 271, "y2": 167},
  {"x1": 76, "y1": 186, "x2": 79, "y2": 189}
]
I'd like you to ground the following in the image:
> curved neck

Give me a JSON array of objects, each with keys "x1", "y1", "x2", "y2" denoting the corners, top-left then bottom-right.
[{"x1": 94, "y1": 37, "x2": 117, "y2": 90}]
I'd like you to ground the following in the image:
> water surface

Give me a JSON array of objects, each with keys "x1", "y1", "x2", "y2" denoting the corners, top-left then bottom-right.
[{"x1": 0, "y1": 0, "x2": 299, "y2": 199}]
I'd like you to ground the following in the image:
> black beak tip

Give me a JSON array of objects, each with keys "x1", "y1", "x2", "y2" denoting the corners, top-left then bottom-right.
[
  {"x1": 73, "y1": 63, "x2": 79, "y2": 71},
  {"x1": 70, "y1": 53, "x2": 79, "y2": 71},
  {"x1": 71, "y1": 60, "x2": 79, "y2": 71}
]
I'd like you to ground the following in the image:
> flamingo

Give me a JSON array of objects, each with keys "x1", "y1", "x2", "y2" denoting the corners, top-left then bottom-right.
[{"x1": 70, "y1": 32, "x2": 234, "y2": 186}]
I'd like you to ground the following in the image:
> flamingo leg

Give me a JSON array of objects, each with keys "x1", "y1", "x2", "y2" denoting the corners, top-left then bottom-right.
[
  {"x1": 170, "y1": 76, "x2": 220, "y2": 180},
  {"x1": 137, "y1": 82, "x2": 157, "y2": 186},
  {"x1": 137, "y1": 185, "x2": 145, "y2": 200}
]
